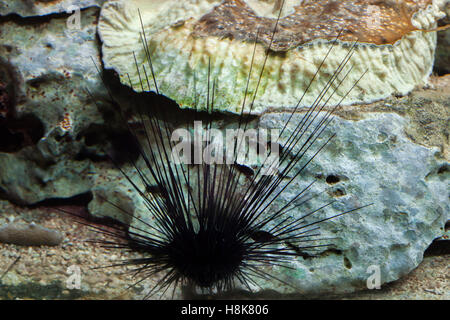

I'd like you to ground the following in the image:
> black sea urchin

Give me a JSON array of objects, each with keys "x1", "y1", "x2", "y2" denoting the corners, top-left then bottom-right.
[{"x1": 77, "y1": 6, "x2": 371, "y2": 299}]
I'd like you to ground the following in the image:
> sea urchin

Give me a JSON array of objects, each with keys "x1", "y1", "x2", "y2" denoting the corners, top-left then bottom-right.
[{"x1": 76, "y1": 4, "x2": 371, "y2": 299}]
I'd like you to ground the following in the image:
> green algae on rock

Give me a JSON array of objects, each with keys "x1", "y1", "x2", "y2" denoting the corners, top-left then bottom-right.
[{"x1": 98, "y1": 0, "x2": 448, "y2": 114}]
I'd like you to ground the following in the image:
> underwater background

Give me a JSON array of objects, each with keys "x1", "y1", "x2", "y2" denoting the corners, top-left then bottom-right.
[{"x1": 0, "y1": 0, "x2": 448, "y2": 299}]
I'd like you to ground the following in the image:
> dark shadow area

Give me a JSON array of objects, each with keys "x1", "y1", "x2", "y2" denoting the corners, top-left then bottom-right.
[
  {"x1": 99, "y1": 68, "x2": 258, "y2": 127},
  {"x1": 0, "y1": 58, "x2": 45, "y2": 152},
  {"x1": 424, "y1": 221, "x2": 450, "y2": 256},
  {"x1": 0, "y1": 114, "x2": 45, "y2": 152},
  {"x1": 75, "y1": 123, "x2": 141, "y2": 165},
  {"x1": 434, "y1": 18, "x2": 450, "y2": 76},
  {"x1": 424, "y1": 239, "x2": 450, "y2": 256}
]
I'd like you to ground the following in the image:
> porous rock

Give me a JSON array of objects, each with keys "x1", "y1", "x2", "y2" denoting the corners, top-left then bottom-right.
[
  {"x1": 248, "y1": 110, "x2": 448, "y2": 295},
  {"x1": 98, "y1": 0, "x2": 449, "y2": 114},
  {"x1": 0, "y1": 0, "x2": 104, "y2": 17},
  {"x1": 0, "y1": 7, "x2": 105, "y2": 204}
]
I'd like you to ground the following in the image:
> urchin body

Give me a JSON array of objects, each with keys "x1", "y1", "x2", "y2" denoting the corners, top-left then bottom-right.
[
  {"x1": 126, "y1": 168, "x2": 285, "y2": 292},
  {"x1": 165, "y1": 221, "x2": 246, "y2": 289}
]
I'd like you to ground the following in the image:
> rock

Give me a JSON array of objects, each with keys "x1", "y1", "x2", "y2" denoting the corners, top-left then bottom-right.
[
  {"x1": 0, "y1": 7, "x2": 105, "y2": 204},
  {"x1": 248, "y1": 110, "x2": 448, "y2": 295},
  {"x1": 0, "y1": 222, "x2": 63, "y2": 246},
  {"x1": 98, "y1": 0, "x2": 448, "y2": 114},
  {"x1": 0, "y1": 0, "x2": 104, "y2": 17},
  {"x1": 87, "y1": 164, "x2": 146, "y2": 227}
]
